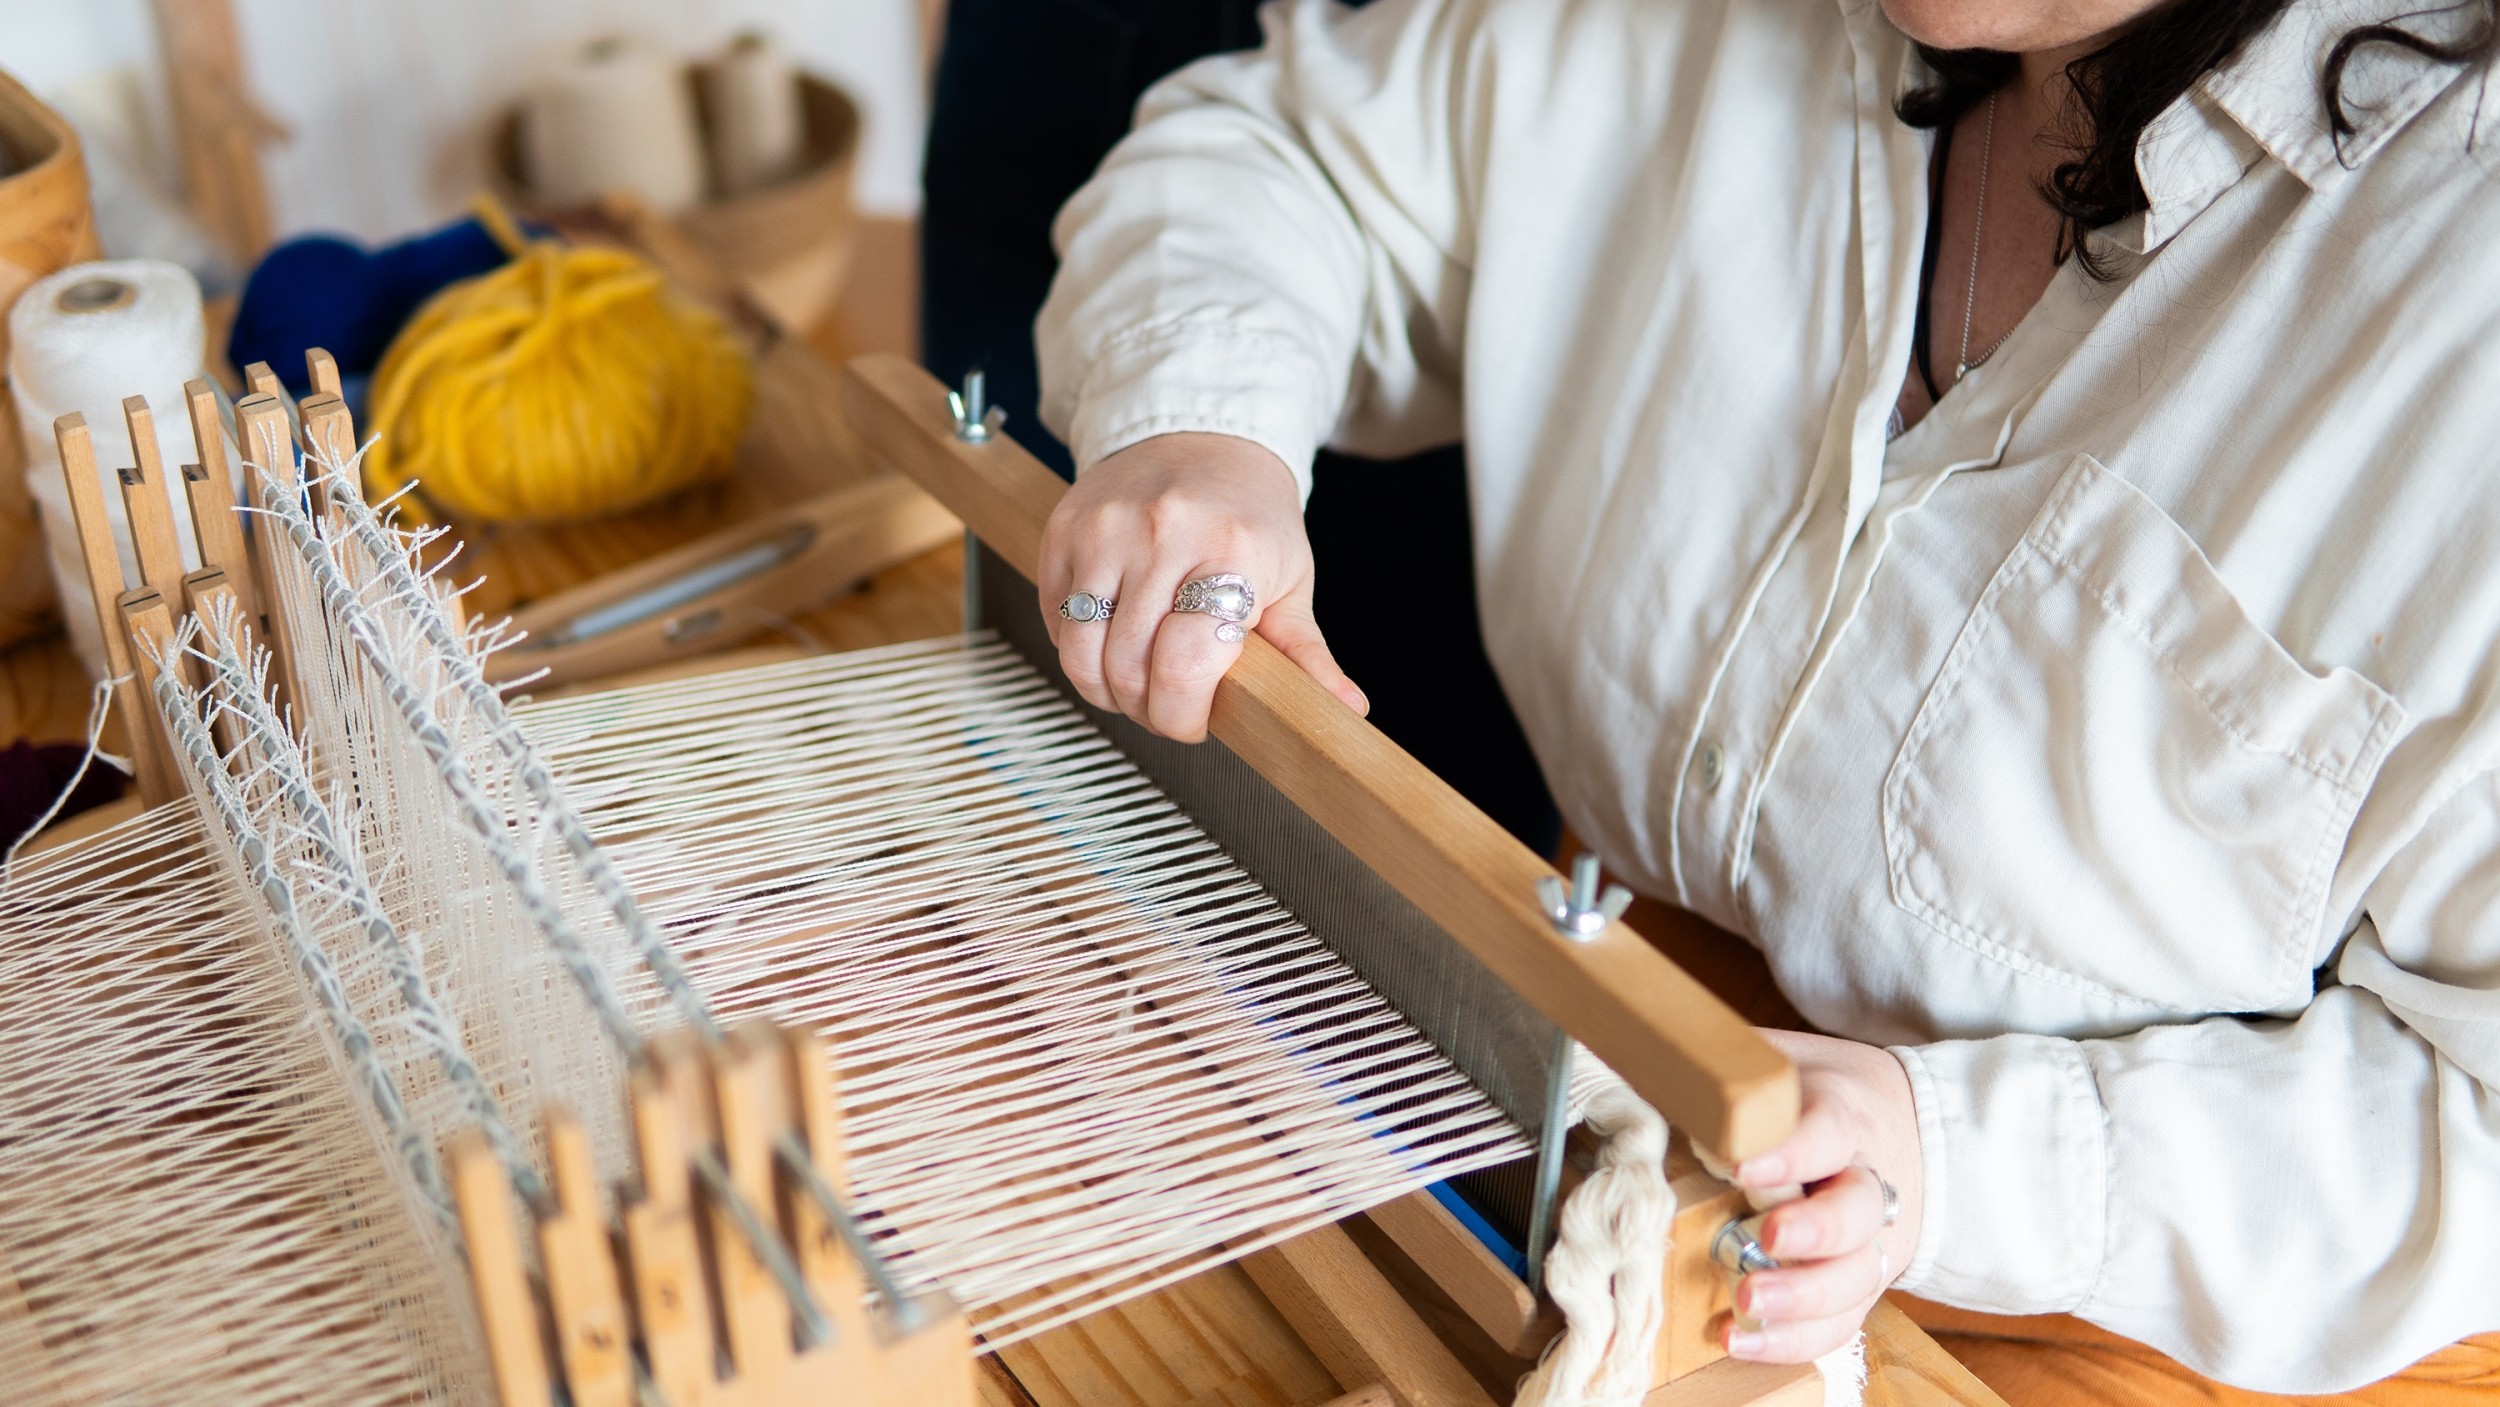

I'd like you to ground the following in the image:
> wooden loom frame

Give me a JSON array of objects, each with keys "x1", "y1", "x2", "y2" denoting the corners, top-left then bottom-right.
[{"x1": 32, "y1": 344, "x2": 1915, "y2": 1406}]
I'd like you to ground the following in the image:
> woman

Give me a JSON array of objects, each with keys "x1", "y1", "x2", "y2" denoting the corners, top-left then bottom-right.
[{"x1": 1027, "y1": 0, "x2": 2500, "y2": 1391}]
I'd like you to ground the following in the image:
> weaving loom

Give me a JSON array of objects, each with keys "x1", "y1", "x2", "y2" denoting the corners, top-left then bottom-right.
[{"x1": 0, "y1": 348, "x2": 1815, "y2": 1406}]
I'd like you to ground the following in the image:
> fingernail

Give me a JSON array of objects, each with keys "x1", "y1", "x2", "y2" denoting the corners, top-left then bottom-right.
[
  {"x1": 1727, "y1": 1329, "x2": 1767, "y2": 1358},
  {"x1": 1738, "y1": 1155, "x2": 1786, "y2": 1186},
  {"x1": 1742, "y1": 1282, "x2": 1788, "y2": 1318}
]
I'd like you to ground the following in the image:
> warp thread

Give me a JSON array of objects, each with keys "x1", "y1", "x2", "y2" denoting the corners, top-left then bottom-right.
[{"x1": 362, "y1": 201, "x2": 752, "y2": 524}]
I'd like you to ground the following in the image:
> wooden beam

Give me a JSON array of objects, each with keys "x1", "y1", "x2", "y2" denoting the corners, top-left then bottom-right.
[
  {"x1": 1239, "y1": 1223, "x2": 1496, "y2": 1407},
  {"x1": 839, "y1": 353, "x2": 1798, "y2": 1160},
  {"x1": 149, "y1": 0, "x2": 280, "y2": 264}
]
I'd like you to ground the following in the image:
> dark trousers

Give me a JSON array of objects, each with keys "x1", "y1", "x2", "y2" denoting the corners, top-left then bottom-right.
[{"x1": 921, "y1": 0, "x2": 1557, "y2": 853}]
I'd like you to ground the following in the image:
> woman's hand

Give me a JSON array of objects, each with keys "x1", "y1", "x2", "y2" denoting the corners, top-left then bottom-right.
[
  {"x1": 1725, "y1": 1029, "x2": 1925, "y2": 1363},
  {"x1": 1038, "y1": 432, "x2": 1367, "y2": 742}
]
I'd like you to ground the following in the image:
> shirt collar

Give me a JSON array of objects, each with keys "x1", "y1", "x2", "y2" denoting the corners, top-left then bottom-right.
[
  {"x1": 2196, "y1": 0, "x2": 2482, "y2": 190},
  {"x1": 1881, "y1": 0, "x2": 2481, "y2": 256}
]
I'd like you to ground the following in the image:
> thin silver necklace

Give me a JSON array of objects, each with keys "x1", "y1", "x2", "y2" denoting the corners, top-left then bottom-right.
[{"x1": 1955, "y1": 90, "x2": 2015, "y2": 382}]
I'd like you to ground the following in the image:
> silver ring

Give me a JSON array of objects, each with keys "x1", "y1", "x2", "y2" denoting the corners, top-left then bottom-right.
[
  {"x1": 1173, "y1": 573, "x2": 1255, "y2": 625},
  {"x1": 1058, "y1": 592, "x2": 1115, "y2": 623},
  {"x1": 1856, "y1": 1161, "x2": 1900, "y2": 1228}
]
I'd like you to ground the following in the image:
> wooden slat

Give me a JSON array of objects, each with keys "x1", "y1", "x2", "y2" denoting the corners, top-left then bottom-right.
[
  {"x1": 230, "y1": 394, "x2": 300, "y2": 711},
  {"x1": 1238, "y1": 1224, "x2": 1494, "y2": 1407},
  {"x1": 1861, "y1": 1301, "x2": 2007, "y2": 1407},
  {"x1": 179, "y1": 377, "x2": 258, "y2": 623},
  {"x1": 625, "y1": 1044, "x2": 714, "y2": 1406},
  {"x1": 538, "y1": 1111, "x2": 633, "y2": 1407},
  {"x1": 113, "y1": 589, "x2": 182, "y2": 806},
  {"x1": 449, "y1": 1128, "x2": 556, "y2": 1407},
  {"x1": 1639, "y1": 1355, "x2": 1821, "y2": 1407},
  {"x1": 116, "y1": 397, "x2": 187, "y2": 596},
  {"x1": 1364, "y1": 1194, "x2": 1540, "y2": 1356},
  {"x1": 839, "y1": 353, "x2": 1797, "y2": 1160},
  {"x1": 305, "y1": 346, "x2": 342, "y2": 400},
  {"x1": 53, "y1": 413, "x2": 172, "y2": 800}
]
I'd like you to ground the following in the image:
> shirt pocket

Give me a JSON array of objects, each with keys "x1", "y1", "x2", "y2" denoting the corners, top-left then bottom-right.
[{"x1": 1880, "y1": 454, "x2": 2405, "y2": 1014}]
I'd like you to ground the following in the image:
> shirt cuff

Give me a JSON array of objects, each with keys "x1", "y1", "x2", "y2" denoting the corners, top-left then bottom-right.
[
  {"x1": 1054, "y1": 323, "x2": 1332, "y2": 500},
  {"x1": 1889, "y1": 1034, "x2": 2112, "y2": 1313}
]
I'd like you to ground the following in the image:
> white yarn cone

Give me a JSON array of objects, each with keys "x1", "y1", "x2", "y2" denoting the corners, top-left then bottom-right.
[
  {"x1": 522, "y1": 34, "x2": 706, "y2": 214},
  {"x1": 697, "y1": 31, "x2": 804, "y2": 197}
]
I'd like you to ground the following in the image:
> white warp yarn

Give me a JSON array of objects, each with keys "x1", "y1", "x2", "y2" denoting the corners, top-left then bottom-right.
[{"x1": 8, "y1": 258, "x2": 224, "y2": 681}]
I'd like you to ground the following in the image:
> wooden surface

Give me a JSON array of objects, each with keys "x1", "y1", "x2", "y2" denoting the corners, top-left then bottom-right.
[
  {"x1": 987, "y1": 1264, "x2": 1341, "y2": 1407},
  {"x1": 1239, "y1": 1224, "x2": 1494, "y2": 1407},
  {"x1": 1861, "y1": 1301, "x2": 2007, "y2": 1407},
  {"x1": 841, "y1": 352, "x2": 1797, "y2": 1162}
]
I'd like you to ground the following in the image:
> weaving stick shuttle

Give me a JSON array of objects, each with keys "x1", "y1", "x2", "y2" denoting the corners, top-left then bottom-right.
[{"x1": 840, "y1": 353, "x2": 1798, "y2": 1160}]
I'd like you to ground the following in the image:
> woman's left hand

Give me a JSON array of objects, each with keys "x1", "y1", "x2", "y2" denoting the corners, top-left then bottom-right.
[{"x1": 1723, "y1": 1028, "x2": 1925, "y2": 1363}]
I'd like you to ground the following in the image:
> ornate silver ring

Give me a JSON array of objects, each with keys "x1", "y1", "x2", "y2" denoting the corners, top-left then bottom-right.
[
  {"x1": 1173, "y1": 573, "x2": 1255, "y2": 626},
  {"x1": 1058, "y1": 591, "x2": 1115, "y2": 623}
]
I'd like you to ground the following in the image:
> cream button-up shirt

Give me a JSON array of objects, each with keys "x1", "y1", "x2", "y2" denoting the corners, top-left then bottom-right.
[{"x1": 1033, "y1": 0, "x2": 2500, "y2": 1388}]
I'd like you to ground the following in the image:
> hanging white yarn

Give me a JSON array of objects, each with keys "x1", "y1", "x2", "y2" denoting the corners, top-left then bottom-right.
[
  {"x1": 8, "y1": 258, "x2": 231, "y2": 681},
  {"x1": 1516, "y1": 1056, "x2": 1868, "y2": 1407},
  {"x1": 1513, "y1": 1073, "x2": 1672, "y2": 1407}
]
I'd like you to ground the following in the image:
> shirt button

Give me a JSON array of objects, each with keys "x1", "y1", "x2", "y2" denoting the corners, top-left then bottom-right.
[{"x1": 1699, "y1": 740, "x2": 1725, "y2": 791}]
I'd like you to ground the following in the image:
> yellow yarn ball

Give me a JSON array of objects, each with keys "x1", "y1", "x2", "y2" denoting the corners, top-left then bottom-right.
[{"x1": 363, "y1": 220, "x2": 753, "y2": 524}]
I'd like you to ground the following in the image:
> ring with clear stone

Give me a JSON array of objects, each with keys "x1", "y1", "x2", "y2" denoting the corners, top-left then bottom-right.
[
  {"x1": 1058, "y1": 592, "x2": 1115, "y2": 623},
  {"x1": 1173, "y1": 573, "x2": 1255, "y2": 625}
]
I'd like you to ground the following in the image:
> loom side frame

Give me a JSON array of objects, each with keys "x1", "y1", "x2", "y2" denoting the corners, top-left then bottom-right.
[{"x1": 840, "y1": 353, "x2": 1798, "y2": 1164}]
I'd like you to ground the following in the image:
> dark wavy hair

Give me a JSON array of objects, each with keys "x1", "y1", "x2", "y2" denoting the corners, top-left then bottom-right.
[{"x1": 1897, "y1": 0, "x2": 2499, "y2": 276}]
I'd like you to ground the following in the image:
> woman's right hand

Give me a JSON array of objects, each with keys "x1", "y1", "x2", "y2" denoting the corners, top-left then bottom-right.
[{"x1": 1037, "y1": 431, "x2": 1367, "y2": 743}]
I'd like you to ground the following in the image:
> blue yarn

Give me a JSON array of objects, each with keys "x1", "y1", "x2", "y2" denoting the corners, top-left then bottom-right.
[{"x1": 228, "y1": 217, "x2": 528, "y2": 398}]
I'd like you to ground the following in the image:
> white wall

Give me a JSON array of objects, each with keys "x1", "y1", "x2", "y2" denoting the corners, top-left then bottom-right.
[{"x1": 1, "y1": 0, "x2": 926, "y2": 252}]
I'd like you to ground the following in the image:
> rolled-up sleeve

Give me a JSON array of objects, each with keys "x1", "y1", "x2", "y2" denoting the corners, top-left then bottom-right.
[
  {"x1": 1895, "y1": 771, "x2": 2500, "y2": 1391},
  {"x1": 1035, "y1": 0, "x2": 1483, "y2": 492}
]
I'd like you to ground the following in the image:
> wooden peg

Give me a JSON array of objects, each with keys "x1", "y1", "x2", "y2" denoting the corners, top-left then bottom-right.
[
  {"x1": 305, "y1": 345, "x2": 342, "y2": 400},
  {"x1": 230, "y1": 394, "x2": 301, "y2": 713},
  {"x1": 788, "y1": 1027, "x2": 870, "y2": 1340},
  {"x1": 116, "y1": 397, "x2": 189, "y2": 597},
  {"x1": 243, "y1": 360, "x2": 283, "y2": 401},
  {"x1": 298, "y1": 393, "x2": 352, "y2": 522},
  {"x1": 54, "y1": 413, "x2": 166, "y2": 801},
  {"x1": 538, "y1": 1110, "x2": 633, "y2": 1407},
  {"x1": 708, "y1": 1024, "x2": 797, "y2": 1378},
  {"x1": 182, "y1": 569, "x2": 249, "y2": 754},
  {"x1": 53, "y1": 414, "x2": 129, "y2": 656},
  {"x1": 115, "y1": 590, "x2": 185, "y2": 807},
  {"x1": 178, "y1": 377, "x2": 258, "y2": 622},
  {"x1": 624, "y1": 1044, "x2": 713, "y2": 1406},
  {"x1": 449, "y1": 1129, "x2": 556, "y2": 1407}
]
